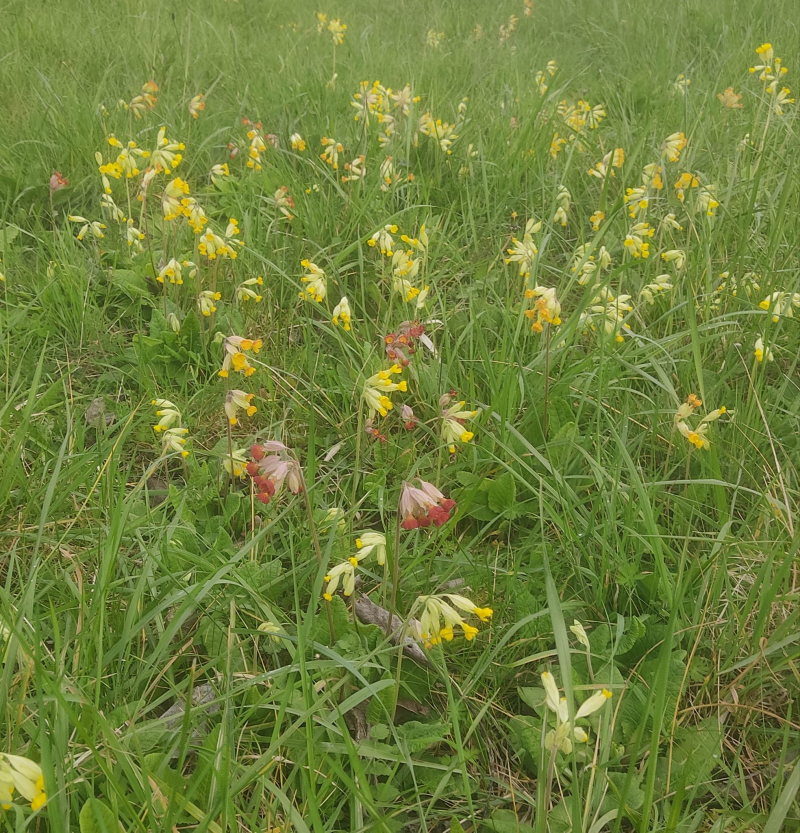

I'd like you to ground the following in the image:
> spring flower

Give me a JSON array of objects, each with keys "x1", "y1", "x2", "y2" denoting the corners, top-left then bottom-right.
[
  {"x1": 49, "y1": 170, "x2": 68, "y2": 193},
  {"x1": 299, "y1": 259, "x2": 327, "y2": 302},
  {"x1": 441, "y1": 394, "x2": 477, "y2": 453},
  {"x1": 399, "y1": 479, "x2": 456, "y2": 529},
  {"x1": 623, "y1": 222, "x2": 654, "y2": 258},
  {"x1": 641, "y1": 163, "x2": 663, "y2": 189},
  {"x1": 185, "y1": 200, "x2": 208, "y2": 233},
  {"x1": 674, "y1": 172, "x2": 699, "y2": 202},
  {"x1": 189, "y1": 94, "x2": 205, "y2": 119},
  {"x1": 749, "y1": 43, "x2": 787, "y2": 83},
  {"x1": 414, "y1": 593, "x2": 491, "y2": 648},
  {"x1": 290, "y1": 133, "x2": 306, "y2": 152},
  {"x1": 362, "y1": 364, "x2": 407, "y2": 418},
  {"x1": 210, "y1": 163, "x2": 230, "y2": 182},
  {"x1": 525, "y1": 286, "x2": 562, "y2": 332},
  {"x1": 342, "y1": 155, "x2": 366, "y2": 182},
  {"x1": 570, "y1": 620, "x2": 591, "y2": 648},
  {"x1": 151, "y1": 400, "x2": 190, "y2": 458},
  {"x1": 587, "y1": 147, "x2": 624, "y2": 180},
  {"x1": 125, "y1": 81, "x2": 158, "y2": 118},
  {"x1": 150, "y1": 127, "x2": 185, "y2": 174},
  {"x1": 167, "y1": 313, "x2": 181, "y2": 333},
  {"x1": 354, "y1": 531, "x2": 387, "y2": 566},
  {"x1": 661, "y1": 213, "x2": 683, "y2": 231},
  {"x1": 323, "y1": 561, "x2": 355, "y2": 600},
  {"x1": 224, "y1": 390, "x2": 257, "y2": 425},
  {"x1": 759, "y1": 291, "x2": 800, "y2": 322},
  {"x1": 198, "y1": 290, "x2": 221, "y2": 317},
  {"x1": 772, "y1": 87, "x2": 795, "y2": 116},
  {"x1": 426, "y1": 29, "x2": 445, "y2": 48},
  {"x1": 639, "y1": 275, "x2": 673, "y2": 305},
  {"x1": 247, "y1": 441, "x2": 303, "y2": 504},
  {"x1": 161, "y1": 427, "x2": 189, "y2": 457},
  {"x1": 718, "y1": 87, "x2": 743, "y2": 109},
  {"x1": 161, "y1": 177, "x2": 189, "y2": 220},
  {"x1": 247, "y1": 130, "x2": 267, "y2": 170},
  {"x1": 674, "y1": 396, "x2": 729, "y2": 451},
  {"x1": 219, "y1": 335, "x2": 262, "y2": 377},
  {"x1": 661, "y1": 249, "x2": 686, "y2": 270},
  {"x1": 198, "y1": 221, "x2": 244, "y2": 260},
  {"x1": 320, "y1": 137, "x2": 344, "y2": 169},
  {"x1": 696, "y1": 185, "x2": 720, "y2": 217},
  {"x1": 754, "y1": 337, "x2": 773, "y2": 363},
  {"x1": 223, "y1": 449, "x2": 249, "y2": 478},
  {"x1": 589, "y1": 211, "x2": 604, "y2": 231},
  {"x1": 391, "y1": 247, "x2": 421, "y2": 281},
  {"x1": 672, "y1": 74, "x2": 690, "y2": 96},
  {"x1": 505, "y1": 218, "x2": 541, "y2": 278},
  {"x1": 580, "y1": 289, "x2": 633, "y2": 342},
  {"x1": 0, "y1": 753, "x2": 47, "y2": 811},
  {"x1": 368, "y1": 224, "x2": 398, "y2": 256},
  {"x1": 401, "y1": 404, "x2": 416, "y2": 429},
  {"x1": 316, "y1": 12, "x2": 328, "y2": 33},
  {"x1": 622, "y1": 186, "x2": 647, "y2": 219},
  {"x1": 662, "y1": 132, "x2": 687, "y2": 163},
  {"x1": 125, "y1": 222, "x2": 145, "y2": 251},
  {"x1": 151, "y1": 399, "x2": 181, "y2": 432},
  {"x1": 236, "y1": 276, "x2": 263, "y2": 303},
  {"x1": 68, "y1": 215, "x2": 106, "y2": 241},
  {"x1": 157, "y1": 258, "x2": 185, "y2": 285},
  {"x1": 541, "y1": 672, "x2": 612, "y2": 754},
  {"x1": 332, "y1": 296, "x2": 352, "y2": 330},
  {"x1": 272, "y1": 187, "x2": 295, "y2": 220},
  {"x1": 550, "y1": 134, "x2": 567, "y2": 159},
  {"x1": 327, "y1": 18, "x2": 347, "y2": 44}
]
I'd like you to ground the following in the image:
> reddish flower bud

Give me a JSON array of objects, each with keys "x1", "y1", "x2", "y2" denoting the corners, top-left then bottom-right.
[
  {"x1": 251, "y1": 444, "x2": 265, "y2": 461},
  {"x1": 401, "y1": 517, "x2": 419, "y2": 530},
  {"x1": 246, "y1": 461, "x2": 260, "y2": 476},
  {"x1": 257, "y1": 492, "x2": 271, "y2": 504}
]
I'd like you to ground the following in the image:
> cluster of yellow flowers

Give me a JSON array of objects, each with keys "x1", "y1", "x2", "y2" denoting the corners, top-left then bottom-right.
[
  {"x1": 674, "y1": 394, "x2": 729, "y2": 451},
  {"x1": 0, "y1": 753, "x2": 47, "y2": 811}
]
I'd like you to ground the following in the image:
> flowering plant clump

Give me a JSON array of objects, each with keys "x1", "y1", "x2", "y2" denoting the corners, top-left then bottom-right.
[
  {"x1": 399, "y1": 479, "x2": 456, "y2": 529},
  {"x1": 247, "y1": 442, "x2": 303, "y2": 504}
]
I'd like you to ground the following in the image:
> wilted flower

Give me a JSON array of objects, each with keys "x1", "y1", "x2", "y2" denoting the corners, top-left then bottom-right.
[
  {"x1": 426, "y1": 29, "x2": 445, "y2": 48},
  {"x1": 219, "y1": 335, "x2": 262, "y2": 377},
  {"x1": 401, "y1": 403, "x2": 416, "y2": 429},
  {"x1": 246, "y1": 442, "x2": 303, "y2": 504},
  {"x1": 271, "y1": 186, "x2": 295, "y2": 220},
  {"x1": 342, "y1": 155, "x2": 366, "y2": 182},
  {"x1": 399, "y1": 479, "x2": 456, "y2": 529},
  {"x1": 362, "y1": 364, "x2": 407, "y2": 418},
  {"x1": 718, "y1": 87, "x2": 743, "y2": 109},
  {"x1": 332, "y1": 296, "x2": 352, "y2": 330},
  {"x1": 441, "y1": 395, "x2": 477, "y2": 453},
  {"x1": 541, "y1": 672, "x2": 612, "y2": 754},
  {"x1": 661, "y1": 213, "x2": 683, "y2": 231},
  {"x1": 299, "y1": 259, "x2": 327, "y2": 302},
  {"x1": 0, "y1": 753, "x2": 47, "y2": 811},
  {"x1": 188, "y1": 94, "x2": 205, "y2": 119},
  {"x1": 413, "y1": 593, "x2": 492, "y2": 648}
]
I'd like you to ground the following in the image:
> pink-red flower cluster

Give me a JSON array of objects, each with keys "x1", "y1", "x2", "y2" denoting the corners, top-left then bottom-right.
[
  {"x1": 400, "y1": 479, "x2": 456, "y2": 529},
  {"x1": 247, "y1": 442, "x2": 303, "y2": 504},
  {"x1": 384, "y1": 321, "x2": 426, "y2": 366}
]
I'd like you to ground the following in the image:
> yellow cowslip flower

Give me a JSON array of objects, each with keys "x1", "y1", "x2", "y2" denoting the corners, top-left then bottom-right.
[
  {"x1": 316, "y1": 12, "x2": 328, "y2": 33},
  {"x1": 188, "y1": 94, "x2": 205, "y2": 119},
  {"x1": 151, "y1": 398, "x2": 181, "y2": 432},
  {"x1": 661, "y1": 249, "x2": 686, "y2": 270},
  {"x1": 550, "y1": 133, "x2": 567, "y2": 159},
  {"x1": 541, "y1": 672, "x2": 612, "y2": 754},
  {"x1": 674, "y1": 172, "x2": 699, "y2": 202},
  {"x1": 327, "y1": 18, "x2": 346, "y2": 44},
  {"x1": 219, "y1": 335, "x2": 262, "y2": 378},
  {"x1": 198, "y1": 220, "x2": 243, "y2": 260},
  {"x1": 224, "y1": 390, "x2": 257, "y2": 425},
  {"x1": 441, "y1": 399, "x2": 477, "y2": 453},
  {"x1": 623, "y1": 222, "x2": 654, "y2": 258},
  {"x1": 68, "y1": 215, "x2": 105, "y2": 241},
  {"x1": 505, "y1": 220, "x2": 540, "y2": 278},
  {"x1": 639, "y1": 275, "x2": 673, "y2": 305},
  {"x1": 161, "y1": 427, "x2": 189, "y2": 457},
  {"x1": 0, "y1": 753, "x2": 47, "y2": 811},
  {"x1": 391, "y1": 248, "x2": 420, "y2": 281},
  {"x1": 696, "y1": 185, "x2": 720, "y2": 217},
  {"x1": 299, "y1": 259, "x2": 327, "y2": 302},
  {"x1": 354, "y1": 531, "x2": 386, "y2": 567},
  {"x1": 167, "y1": 313, "x2": 181, "y2": 333},
  {"x1": 290, "y1": 133, "x2": 306, "y2": 152},
  {"x1": 754, "y1": 337, "x2": 773, "y2": 363},
  {"x1": 368, "y1": 223, "x2": 398, "y2": 256},
  {"x1": 162, "y1": 177, "x2": 190, "y2": 220},
  {"x1": 157, "y1": 258, "x2": 185, "y2": 285},
  {"x1": 414, "y1": 593, "x2": 491, "y2": 648},
  {"x1": 553, "y1": 206, "x2": 568, "y2": 226},
  {"x1": 236, "y1": 276, "x2": 263, "y2": 303},
  {"x1": 100, "y1": 194, "x2": 126, "y2": 224},
  {"x1": 184, "y1": 199, "x2": 208, "y2": 233},
  {"x1": 587, "y1": 147, "x2": 624, "y2": 180},
  {"x1": 332, "y1": 296, "x2": 352, "y2": 330},
  {"x1": 182, "y1": 260, "x2": 198, "y2": 280},
  {"x1": 125, "y1": 222, "x2": 145, "y2": 252},
  {"x1": 750, "y1": 43, "x2": 787, "y2": 83},
  {"x1": 589, "y1": 210, "x2": 604, "y2": 231},
  {"x1": 672, "y1": 74, "x2": 690, "y2": 96},
  {"x1": 759, "y1": 291, "x2": 800, "y2": 323},
  {"x1": 579, "y1": 288, "x2": 633, "y2": 342},
  {"x1": 771, "y1": 86, "x2": 795, "y2": 116},
  {"x1": 210, "y1": 162, "x2": 230, "y2": 182},
  {"x1": 401, "y1": 224, "x2": 430, "y2": 254},
  {"x1": 525, "y1": 286, "x2": 562, "y2": 333},
  {"x1": 661, "y1": 213, "x2": 683, "y2": 231},
  {"x1": 150, "y1": 127, "x2": 185, "y2": 174},
  {"x1": 247, "y1": 130, "x2": 266, "y2": 170},
  {"x1": 323, "y1": 561, "x2": 355, "y2": 601},
  {"x1": 198, "y1": 290, "x2": 221, "y2": 317},
  {"x1": 674, "y1": 396, "x2": 729, "y2": 451},
  {"x1": 272, "y1": 187, "x2": 295, "y2": 220},
  {"x1": 223, "y1": 449, "x2": 249, "y2": 478},
  {"x1": 662, "y1": 131, "x2": 687, "y2": 163},
  {"x1": 624, "y1": 186, "x2": 648, "y2": 219},
  {"x1": 362, "y1": 364, "x2": 407, "y2": 418},
  {"x1": 426, "y1": 29, "x2": 445, "y2": 48},
  {"x1": 641, "y1": 162, "x2": 663, "y2": 189},
  {"x1": 320, "y1": 136, "x2": 344, "y2": 170}
]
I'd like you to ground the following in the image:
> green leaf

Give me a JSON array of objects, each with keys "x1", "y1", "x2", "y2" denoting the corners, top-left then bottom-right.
[
  {"x1": 79, "y1": 798, "x2": 120, "y2": 833},
  {"x1": 396, "y1": 719, "x2": 449, "y2": 753},
  {"x1": 487, "y1": 472, "x2": 516, "y2": 514},
  {"x1": 482, "y1": 808, "x2": 536, "y2": 833},
  {"x1": 517, "y1": 686, "x2": 545, "y2": 711},
  {"x1": 109, "y1": 268, "x2": 150, "y2": 300},
  {"x1": 669, "y1": 716, "x2": 722, "y2": 787},
  {"x1": 181, "y1": 310, "x2": 202, "y2": 354}
]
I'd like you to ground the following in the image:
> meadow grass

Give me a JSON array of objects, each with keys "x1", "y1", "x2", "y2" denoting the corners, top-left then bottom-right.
[{"x1": 1, "y1": 0, "x2": 799, "y2": 831}]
